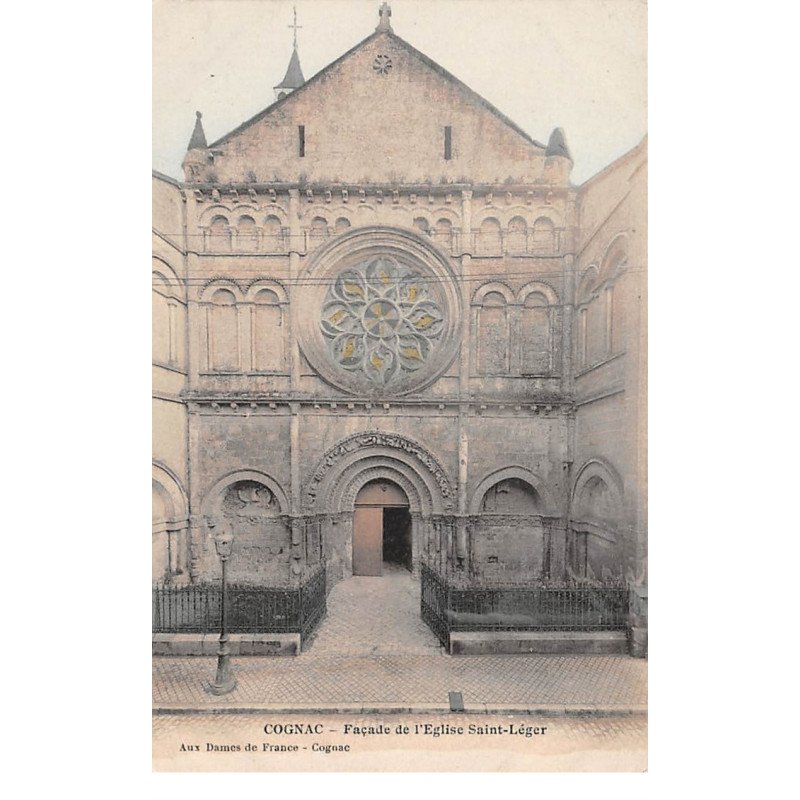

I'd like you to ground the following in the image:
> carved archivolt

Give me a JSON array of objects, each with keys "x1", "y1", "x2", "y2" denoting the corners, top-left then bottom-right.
[
  {"x1": 305, "y1": 431, "x2": 453, "y2": 513},
  {"x1": 339, "y1": 465, "x2": 424, "y2": 515}
]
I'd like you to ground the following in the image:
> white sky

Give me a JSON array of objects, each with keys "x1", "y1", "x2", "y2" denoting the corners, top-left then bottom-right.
[{"x1": 153, "y1": 0, "x2": 647, "y2": 185}]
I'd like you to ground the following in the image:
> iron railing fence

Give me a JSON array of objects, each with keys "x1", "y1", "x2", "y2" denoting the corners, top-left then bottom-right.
[
  {"x1": 420, "y1": 562, "x2": 629, "y2": 649},
  {"x1": 152, "y1": 563, "x2": 327, "y2": 646},
  {"x1": 420, "y1": 562, "x2": 452, "y2": 649}
]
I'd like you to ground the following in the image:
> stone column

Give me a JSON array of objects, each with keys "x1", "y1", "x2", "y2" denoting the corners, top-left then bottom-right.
[
  {"x1": 455, "y1": 410, "x2": 469, "y2": 567},
  {"x1": 562, "y1": 252, "x2": 575, "y2": 394},
  {"x1": 239, "y1": 302, "x2": 252, "y2": 372},
  {"x1": 289, "y1": 402, "x2": 303, "y2": 577},
  {"x1": 459, "y1": 189, "x2": 473, "y2": 391},
  {"x1": 288, "y1": 189, "x2": 302, "y2": 389},
  {"x1": 410, "y1": 512, "x2": 422, "y2": 578},
  {"x1": 186, "y1": 404, "x2": 204, "y2": 581},
  {"x1": 460, "y1": 189, "x2": 473, "y2": 257}
]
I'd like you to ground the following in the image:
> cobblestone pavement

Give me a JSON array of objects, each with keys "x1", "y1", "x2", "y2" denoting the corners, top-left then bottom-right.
[
  {"x1": 153, "y1": 569, "x2": 646, "y2": 710},
  {"x1": 153, "y1": 713, "x2": 647, "y2": 771},
  {"x1": 303, "y1": 565, "x2": 444, "y2": 656}
]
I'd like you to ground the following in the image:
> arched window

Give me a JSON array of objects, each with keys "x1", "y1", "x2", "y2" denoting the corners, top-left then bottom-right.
[
  {"x1": 237, "y1": 215, "x2": 258, "y2": 252},
  {"x1": 531, "y1": 217, "x2": 555, "y2": 253},
  {"x1": 600, "y1": 242, "x2": 627, "y2": 355},
  {"x1": 263, "y1": 215, "x2": 283, "y2": 253},
  {"x1": 209, "y1": 288, "x2": 239, "y2": 371},
  {"x1": 578, "y1": 307, "x2": 588, "y2": 367},
  {"x1": 252, "y1": 289, "x2": 283, "y2": 372},
  {"x1": 152, "y1": 274, "x2": 171, "y2": 366},
  {"x1": 479, "y1": 217, "x2": 502, "y2": 256},
  {"x1": 309, "y1": 216, "x2": 329, "y2": 249},
  {"x1": 476, "y1": 290, "x2": 508, "y2": 374},
  {"x1": 571, "y1": 473, "x2": 619, "y2": 579},
  {"x1": 334, "y1": 217, "x2": 351, "y2": 234},
  {"x1": 208, "y1": 215, "x2": 231, "y2": 253},
  {"x1": 586, "y1": 289, "x2": 606, "y2": 365},
  {"x1": 507, "y1": 216, "x2": 528, "y2": 254},
  {"x1": 433, "y1": 218, "x2": 453, "y2": 251},
  {"x1": 520, "y1": 292, "x2": 552, "y2": 375}
]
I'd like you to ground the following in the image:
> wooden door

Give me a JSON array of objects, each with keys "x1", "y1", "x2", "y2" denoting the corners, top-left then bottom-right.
[{"x1": 353, "y1": 506, "x2": 383, "y2": 576}]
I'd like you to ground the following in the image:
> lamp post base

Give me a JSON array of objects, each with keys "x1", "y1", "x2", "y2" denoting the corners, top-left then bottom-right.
[
  {"x1": 207, "y1": 635, "x2": 236, "y2": 695},
  {"x1": 206, "y1": 674, "x2": 237, "y2": 696}
]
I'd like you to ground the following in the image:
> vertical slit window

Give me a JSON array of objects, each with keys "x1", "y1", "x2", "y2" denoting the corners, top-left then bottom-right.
[
  {"x1": 298, "y1": 125, "x2": 305, "y2": 157},
  {"x1": 444, "y1": 126, "x2": 452, "y2": 160}
]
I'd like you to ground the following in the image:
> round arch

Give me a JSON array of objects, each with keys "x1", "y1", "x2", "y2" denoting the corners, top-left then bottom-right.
[
  {"x1": 197, "y1": 277, "x2": 245, "y2": 302},
  {"x1": 201, "y1": 468, "x2": 290, "y2": 518},
  {"x1": 517, "y1": 280, "x2": 559, "y2": 306},
  {"x1": 333, "y1": 458, "x2": 433, "y2": 516},
  {"x1": 198, "y1": 204, "x2": 235, "y2": 226},
  {"x1": 305, "y1": 432, "x2": 452, "y2": 516},
  {"x1": 152, "y1": 256, "x2": 182, "y2": 289},
  {"x1": 471, "y1": 281, "x2": 516, "y2": 306},
  {"x1": 600, "y1": 232, "x2": 630, "y2": 280},
  {"x1": 243, "y1": 278, "x2": 288, "y2": 303},
  {"x1": 571, "y1": 458, "x2": 624, "y2": 511},
  {"x1": 468, "y1": 466, "x2": 557, "y2": 516},
  {"x1": 152, "y1": 462, "x2": 188, "y2": 526},
  {"x1": 260, "y1": 205, "x2": 289, "y2": 225}
]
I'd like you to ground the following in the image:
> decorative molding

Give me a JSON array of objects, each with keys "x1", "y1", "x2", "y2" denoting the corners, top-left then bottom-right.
[{"x1": 305, "y1": 431, "x2": 453, "y2": 510}]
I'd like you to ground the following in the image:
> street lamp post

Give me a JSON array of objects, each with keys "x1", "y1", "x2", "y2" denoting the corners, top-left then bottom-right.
[{"x1": 207, "y1": 531, "x2": 236, "y2": 695}]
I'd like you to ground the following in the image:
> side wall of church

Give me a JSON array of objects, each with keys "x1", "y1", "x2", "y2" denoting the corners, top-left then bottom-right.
[
  {"x1": 571, "y1": 140, "x2": 647, "y2": 582},
  {"x1": 152, "y1": 175, "x2": 190, "y2": 582}
]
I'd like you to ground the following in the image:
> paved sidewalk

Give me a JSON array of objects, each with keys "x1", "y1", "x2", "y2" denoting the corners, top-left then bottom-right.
[{"x1": 153, "y1": 568, "x2": 646, "y2": 714}]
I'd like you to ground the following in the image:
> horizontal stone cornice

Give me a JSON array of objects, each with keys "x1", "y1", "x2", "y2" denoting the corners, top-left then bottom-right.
[{"x1": 184, "y1": 394, "x2": 575, "y2": 417}]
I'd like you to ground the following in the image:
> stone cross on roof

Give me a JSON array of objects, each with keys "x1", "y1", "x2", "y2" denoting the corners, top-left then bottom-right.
[
  {"x1": 377, "y1": 2, "x2": 392, "y2": 33},
  {"x1": 288, "y1": 5, "x2": 302, "y2": 49}
]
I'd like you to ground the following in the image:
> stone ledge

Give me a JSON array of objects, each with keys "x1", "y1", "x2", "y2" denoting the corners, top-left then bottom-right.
[
  {"x1": 449, "y1": 630, "x2": 628, "y2": 656},
  {"x1": 152, "y1": 633, "x2": 300, "y2": 657}
]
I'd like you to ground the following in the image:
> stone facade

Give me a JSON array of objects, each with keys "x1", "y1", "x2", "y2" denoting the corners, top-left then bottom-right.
[{"x1": 152, "y1": 6, "x2": 646, "y2": 614}]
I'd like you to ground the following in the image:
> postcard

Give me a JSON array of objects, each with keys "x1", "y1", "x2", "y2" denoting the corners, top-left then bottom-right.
[{"x1": 152, "y1": 0, "x2": 647, "y2": 772}]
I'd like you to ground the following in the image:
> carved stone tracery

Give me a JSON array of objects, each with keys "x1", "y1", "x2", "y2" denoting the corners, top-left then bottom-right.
[{"x1": 320, "y1": 257, "x2": 445, "y2": 387}]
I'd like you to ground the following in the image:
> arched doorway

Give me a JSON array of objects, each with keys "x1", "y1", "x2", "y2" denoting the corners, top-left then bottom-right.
[{"x1": 353, "y1": 479, "x2": 411, "y2": 576}]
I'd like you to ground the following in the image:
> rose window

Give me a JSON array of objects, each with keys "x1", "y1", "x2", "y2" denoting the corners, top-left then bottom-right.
[
  {"x1": 373, "y1": 54, "x2": 392, "y2": 75},
  {"x1": 320, "y1": 257, "x2": 445, "y2": 386}
]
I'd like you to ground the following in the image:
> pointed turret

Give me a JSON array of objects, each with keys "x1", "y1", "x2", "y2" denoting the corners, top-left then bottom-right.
[
  {"x1": 376, "y1": 2, "x2": 393, "y2": 33},
  {"x1": 182, "y1": 111, "x2": 212, "y2": 182},
  {"x1": 274, "y1": 6, "x2": 306, "y2": 100},
  {"x1": 274, "y1": 47, "x2": 305, "y2": 99},
  {"x1": 187, "y1": 110, "x2": 207, "y2": 150},
  {"x1": 545, "y1": 127, "x2": 572, "y2": 160},
  {"x1": 543, "y1": 127, "x2": 573, "y2": 184}
]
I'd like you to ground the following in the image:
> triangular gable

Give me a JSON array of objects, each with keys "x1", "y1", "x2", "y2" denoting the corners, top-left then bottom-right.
[
  {"x1": 206, "y1": 30, "x2": 551, "y2": 185},
  {"x1": 211, "y1": 31, "x2": 544, "y2": 152}
]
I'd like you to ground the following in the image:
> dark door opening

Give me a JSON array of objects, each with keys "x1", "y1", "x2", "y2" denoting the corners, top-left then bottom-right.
[
  {"x1": 353, "y1": 479, "x2": 410, "y2": 576},
  {"x1": 383, "y1": 507, "x2": 412, "y2": 572}
]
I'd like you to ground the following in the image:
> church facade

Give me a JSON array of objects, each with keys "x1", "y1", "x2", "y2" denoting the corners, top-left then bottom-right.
[{"x1": 152, "y1": 5, "x2": 647, "y2": 646}]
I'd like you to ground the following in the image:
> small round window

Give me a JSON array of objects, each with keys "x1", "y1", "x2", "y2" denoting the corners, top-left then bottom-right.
[{"x1": 373, "y1": 54, "x2": 392, "y2": 75}]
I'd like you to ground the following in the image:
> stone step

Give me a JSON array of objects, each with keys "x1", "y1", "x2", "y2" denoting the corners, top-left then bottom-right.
[{"x1": 449, "y1": 630, "x2": 628, "y2": 656}]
